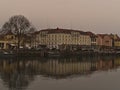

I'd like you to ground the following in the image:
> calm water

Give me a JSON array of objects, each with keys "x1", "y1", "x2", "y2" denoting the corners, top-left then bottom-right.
[{"x1": 0, "y1": 56, "x2": 120, "y2": 90}]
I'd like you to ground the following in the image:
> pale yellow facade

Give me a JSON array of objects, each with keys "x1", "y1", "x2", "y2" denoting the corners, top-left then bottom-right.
[
  {"x1": 36, "y1": 29, "x2": 91, "y2": 49},
  {"x1": 0, "y1": 33, "x2": 17, "y2": 49},
  {"x1": 114, "y1": 41, "x2": 120, "y2": 47},
  {"x1": 110, "y1": 34, "x2": 120, "y2": 47},
  {"x1": 114, "y1": 35, "x2": 120, "y2": 47}
]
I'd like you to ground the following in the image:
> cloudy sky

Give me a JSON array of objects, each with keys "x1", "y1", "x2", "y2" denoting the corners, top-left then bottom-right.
[{"x1": 0, "y1": 0, "x2": 120, "y2": 34}]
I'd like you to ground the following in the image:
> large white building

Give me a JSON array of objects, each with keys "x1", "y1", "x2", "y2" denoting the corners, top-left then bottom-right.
[{"x1": 35, "y1": 28, "x2": 91, "y2": 49}]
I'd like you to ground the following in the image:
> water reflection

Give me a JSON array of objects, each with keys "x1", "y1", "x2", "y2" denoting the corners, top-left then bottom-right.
[{"x1": 0, "y1": 56, "x2": 120, "y2": 90}]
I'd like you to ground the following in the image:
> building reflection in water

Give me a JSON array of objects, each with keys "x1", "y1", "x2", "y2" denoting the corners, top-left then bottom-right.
[{"x1": 0, "y1": 56, "x2": 120, "y2": 90}]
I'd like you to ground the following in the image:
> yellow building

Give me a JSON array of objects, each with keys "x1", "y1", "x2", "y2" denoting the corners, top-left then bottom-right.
[
  {"x1": 35, "y1": 28, "x2": 91, "y2": 49},
  {"x1": 114, "y1": 35, "x2": 120, "y2": 47},
  {"x1": 0, "y1": 31, "x2": 17, "y2": 49},
  {"x1": 0, "y1": 30, "x2": 36, "y2": 50},
  {"x1": 115, "y1": 40, "x2": 120, "y2": 47},
  {"x1": 110, "y1": 34, "x2": 120, "y2": 47}
]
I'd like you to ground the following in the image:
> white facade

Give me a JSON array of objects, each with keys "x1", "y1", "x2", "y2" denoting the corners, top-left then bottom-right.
[{"x1": 35, "y1": 29, "x2": 91, "y2": 49}]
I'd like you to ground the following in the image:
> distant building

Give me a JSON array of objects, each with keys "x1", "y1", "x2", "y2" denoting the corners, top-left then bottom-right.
[
  {"x1": 114, "y1": 39, "x2": 120, "y2": 48},
  {"x1": 97, "y1": 34, "x2": 113, "y2": 47},
  {"x1": 0, "y1": 31, "x2": 17, "y2": 49},
  {"x1": 35, "y1": 28, "x2": 91, "y2": 49},
  {"x1": 110, "y1": 34, "x2": 120, "y2": 48},
  {"x1": 0, "y1": 30, "x2": 32, "y2": 50},
  {"x1": 86, "y1": 31, "x2": 97, "y2": 46}
]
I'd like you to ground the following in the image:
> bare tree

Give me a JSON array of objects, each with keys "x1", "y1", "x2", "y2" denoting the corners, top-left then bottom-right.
[
  {"x1": 1, "y1": 15, "x2": 36, "y2": 49},
  {"x1": 1, "y1": 22, "x2": 12, "y2": 34}
]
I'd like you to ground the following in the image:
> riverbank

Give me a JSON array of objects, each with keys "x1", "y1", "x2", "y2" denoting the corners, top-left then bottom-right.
[
  {"x1": 0, "y1": 49, "x2": 120, "y2": 58},
  {"x1": 13, "y1": 49, "x2": 120, "y2": 57}
]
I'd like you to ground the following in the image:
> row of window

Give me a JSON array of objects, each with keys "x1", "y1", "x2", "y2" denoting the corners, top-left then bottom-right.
[
  {"x1": 39, "y1": 34, "x2": 89, "y2": 39},
  {"x1": 40, "y1": 41, "x2": 91, "y2": 45},
  {"x1": 38, "y1": 37, "x2": 90, "y2": 41}
]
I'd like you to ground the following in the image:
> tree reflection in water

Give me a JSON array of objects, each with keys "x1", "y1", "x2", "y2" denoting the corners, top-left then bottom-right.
[{"x1": 0, "y1": 56, "x2": 119, "y2": 90}]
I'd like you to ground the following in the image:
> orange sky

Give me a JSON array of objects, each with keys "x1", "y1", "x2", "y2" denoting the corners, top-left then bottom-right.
[{"x1": 0, "y1": 0, "x2": 120, "y2": 34}]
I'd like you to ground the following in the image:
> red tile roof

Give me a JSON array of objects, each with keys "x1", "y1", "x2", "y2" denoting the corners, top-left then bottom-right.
[
  {"x1": 35, "y1": 28, "x2": 88, "y2": 35},
  {"x1": 97, "y1": 34, "x2": 113, "y2": 39},
  {"x1": 86, "y1": 31, "x2": 97, "y2": 37},
  {"x1": 109, "y1": 34, "x2": 117, "y2": 39}
]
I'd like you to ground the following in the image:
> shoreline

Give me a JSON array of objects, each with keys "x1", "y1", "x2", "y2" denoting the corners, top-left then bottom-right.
[{"x1": 0, "y1": 49, "x2": 119, "y2": 58}]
